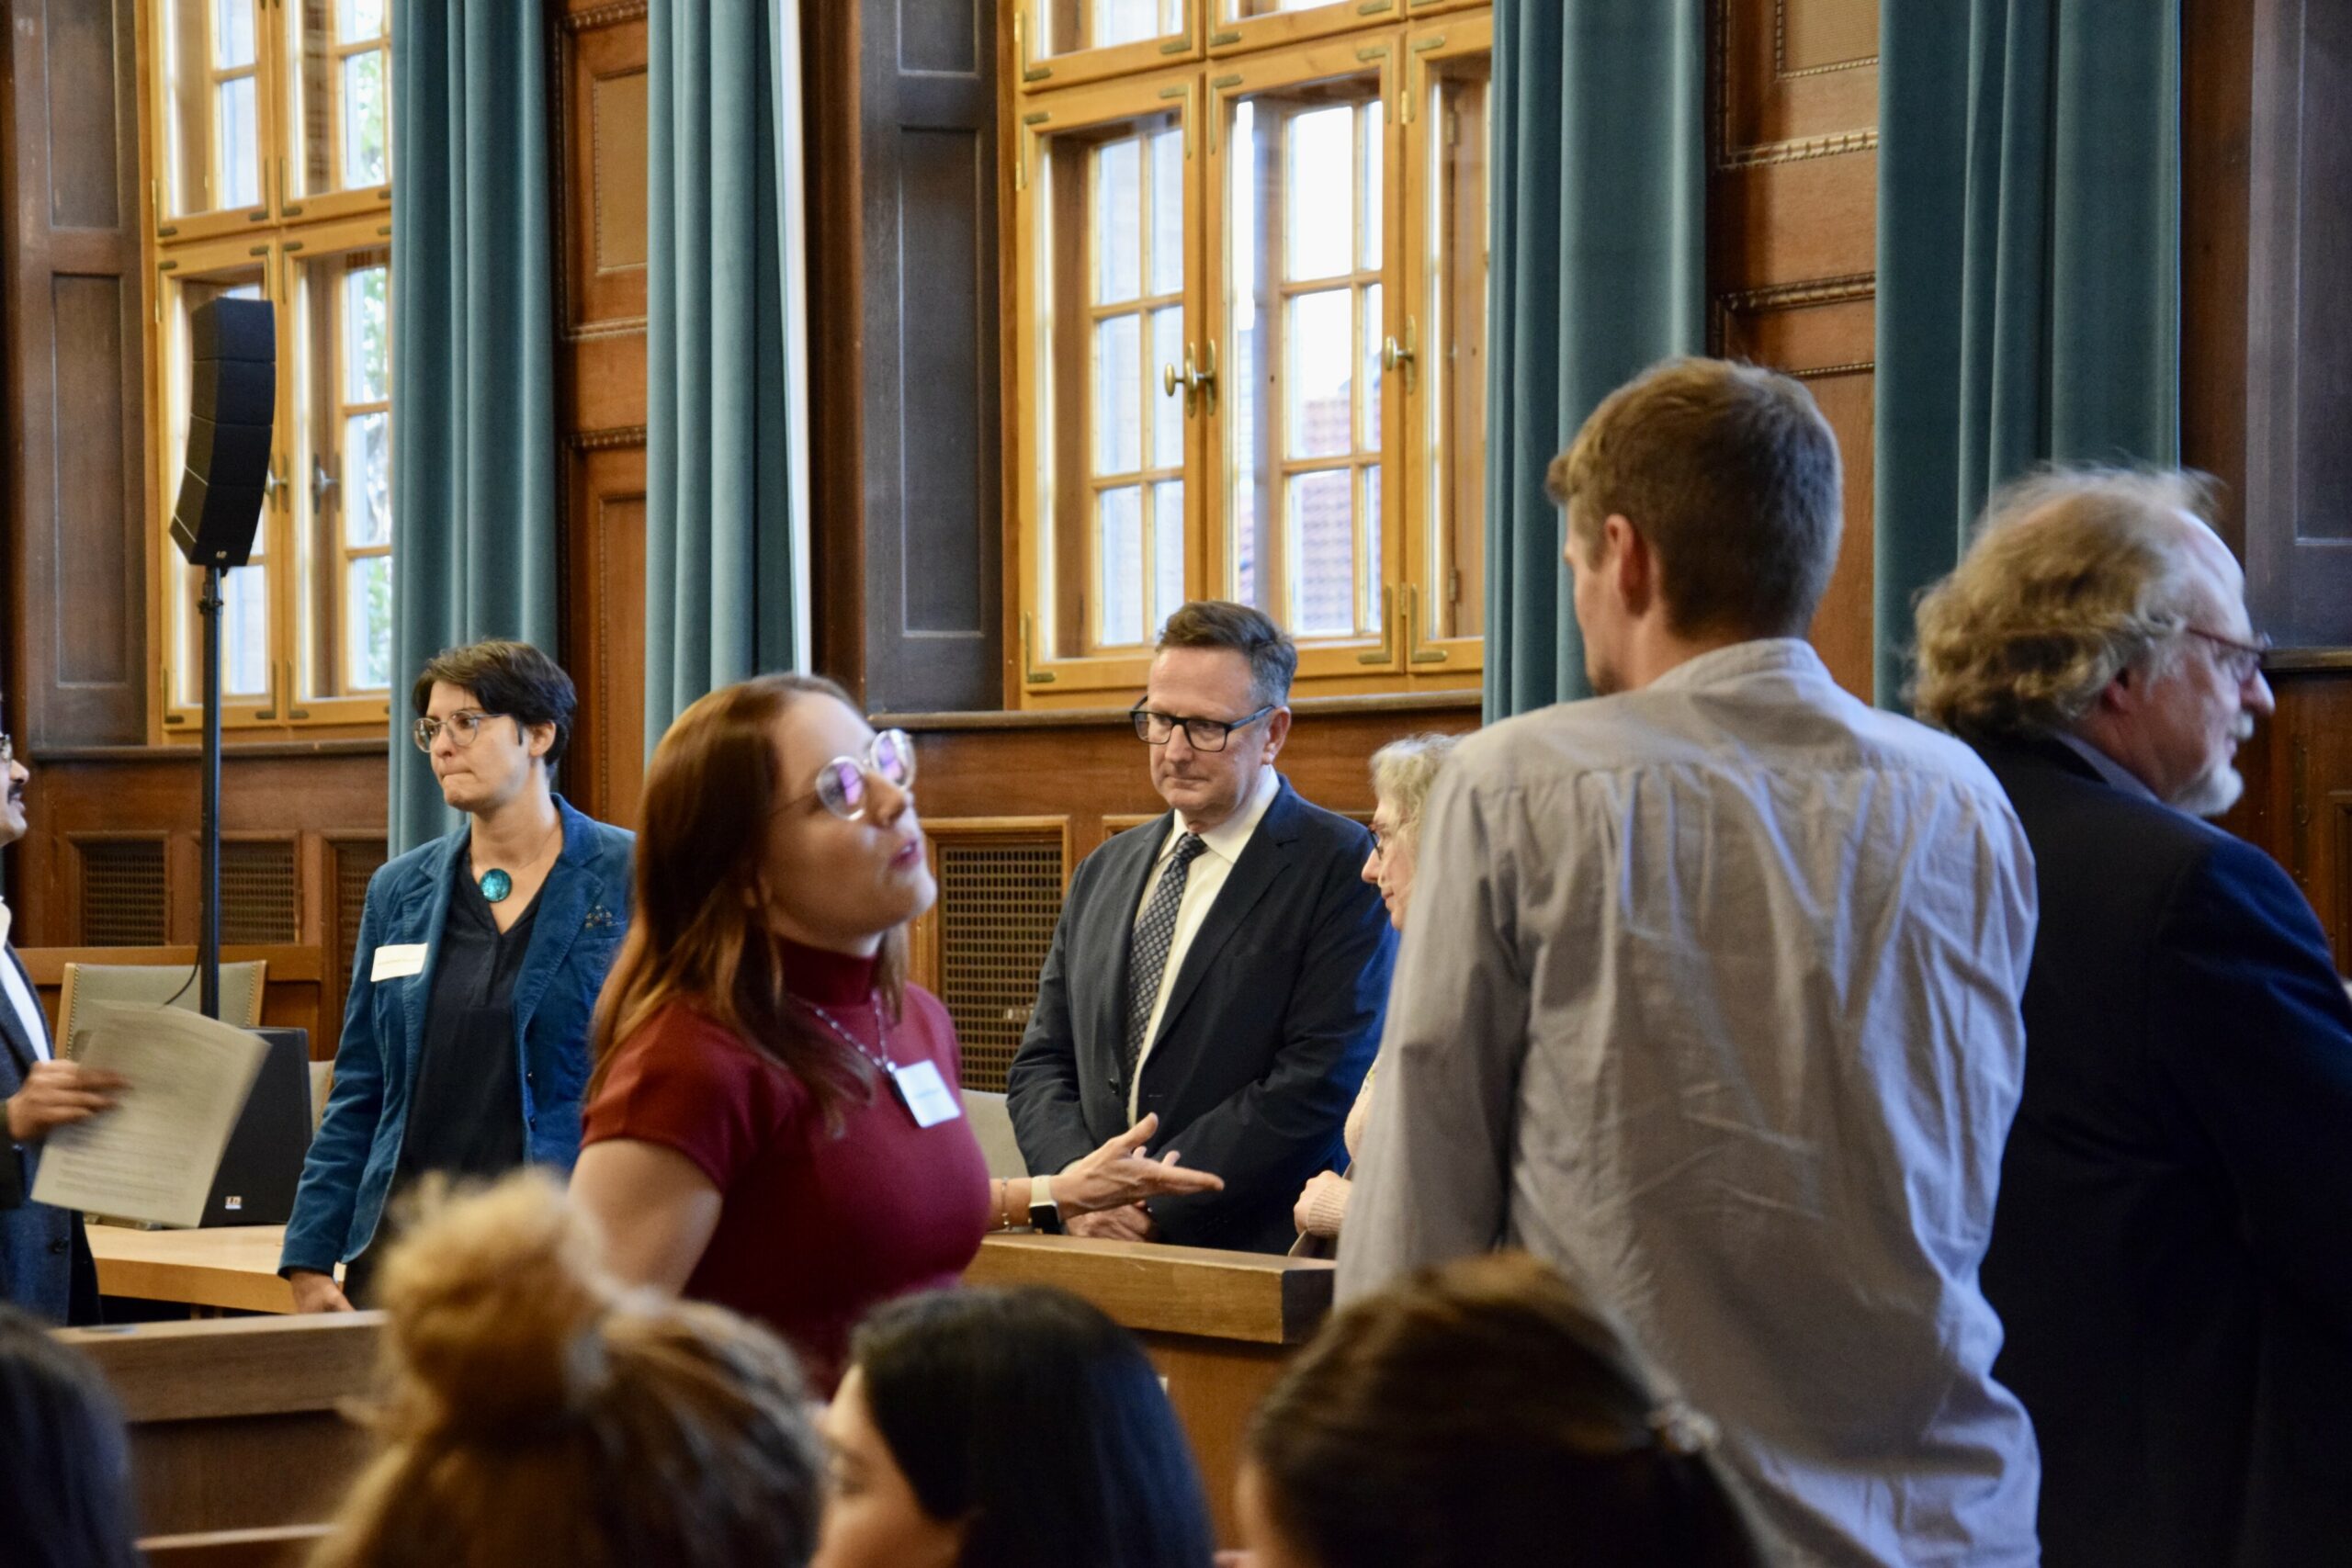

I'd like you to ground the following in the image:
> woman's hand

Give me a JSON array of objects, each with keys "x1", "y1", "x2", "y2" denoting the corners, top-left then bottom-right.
[
  {"x1": 287, "y1": 1269, "x2": 353, "y2": 1314},
  {"x1": 1054, "y1": 1113, "x2": 1223, "y2": 1216}
]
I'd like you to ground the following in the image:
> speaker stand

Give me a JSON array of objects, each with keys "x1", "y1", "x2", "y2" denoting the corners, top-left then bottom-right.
[{"x1": 197, "y1": 566, "x2": 223, "y2": 1021}]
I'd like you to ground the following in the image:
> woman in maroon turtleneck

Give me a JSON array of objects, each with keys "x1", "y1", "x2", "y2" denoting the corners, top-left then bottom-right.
[{"x1": 571, "y1": 674, "x2": 1215, "y2": 1392}]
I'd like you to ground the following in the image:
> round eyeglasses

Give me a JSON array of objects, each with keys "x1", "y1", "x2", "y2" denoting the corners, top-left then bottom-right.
[
  {"x1": 790, "y1": 728, "x2": 918, "y2": 821},
  {"x1": 413, "y1": 710, "x2": 510, "y2": 752}
]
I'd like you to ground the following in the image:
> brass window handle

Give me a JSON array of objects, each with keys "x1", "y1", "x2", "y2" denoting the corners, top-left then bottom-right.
[
  {"x1": 1161, "y1": 340, "x2": 1219, "y2": 415},
  {"x1": 1381, "y1": 317, "x2": 1419, "y2": 395}
]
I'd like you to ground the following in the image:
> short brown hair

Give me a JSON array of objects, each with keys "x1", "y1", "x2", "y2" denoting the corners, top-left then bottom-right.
[
  {"x1": 1157, "y1": 600, "x2": 1297, "y2": 707},
  {"x1": 1248, "y1": 1254, "x2": 1762, "y2": 1568},
  {"x1": 1910, "y1": 468, "x2": 2219, "y2": 739},
  {"x1": 1545, "y1": 357, "x2": 1842, "y2": 639},
  {"x1": 313, "y1": 1173, "x2": 822, "y2": 1568},
  {"x1": 411, "y1": 639, "x2": 577, "y2": 767}
]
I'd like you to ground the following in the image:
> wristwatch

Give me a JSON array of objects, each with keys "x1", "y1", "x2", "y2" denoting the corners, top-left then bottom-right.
[{"x1": 1028, "y1": 1182, "x2": 1063, "y2": 1235}]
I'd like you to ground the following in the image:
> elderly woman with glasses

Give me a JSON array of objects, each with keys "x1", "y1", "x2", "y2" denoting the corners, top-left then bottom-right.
[
  {"x1": 1291, "y1": 732, "x2": 1458, "y2": 1253},
  {"x1": 570, "y1": 674, "x2": 1219, "y2": 1393},
  {"x1": 282, "y1": 640, "x2": 636, "y2": 1312}
]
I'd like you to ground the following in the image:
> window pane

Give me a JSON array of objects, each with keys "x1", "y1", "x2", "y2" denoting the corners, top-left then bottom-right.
[
  {"x1": 219, "y1": 75, "x2": 262, "y2": 210},
  {"x1": 1094, "y1": 315, "x2": 1141, "y2": 476},
  {"x1": 345, "y1": 413, "x2": 390, "y2": 547},
  {"x1": 341, "y1": 0, "x2": 387, "y2": 44},
  {"x1": 1286, "y1": 288, "x2": 1351, "y2": 460},
  {"x1": 221, "y1": 565, "x2": 270, "y2": 697},
  {"x1": 1363, "y1": 464, "x2": 1382, "y2": 632},
  {"x1": 1094, "y1": 0, "x2": 1159, "y2": 48},
  {"x1": 1149, "y1": 128, "x2": 1184, "y2": 297},
  {"x1": 1098, "y1": 486, "x2": 1145, "y2": 647},
  {"x1": 1149, "y1": 307, "x2": 1184, "y2": 468},
  {"x1": 216, "y1": 0, "x2": 256, "y2": 68},
  {"x1": 342, "y1": 50, "x2": 390, "y2": 187},
  {"x1": 1361, "y1": 282, "x2": 1383, "y2": 449},
  {"x1": 1286, "y1": 470, "x2": 1355, "y2": 638},
  {"x1": 1094, "y1": 139, "x2": 1141, "y2": 306},
  {"x1": 345, "y1": 557, "x2": 393, "y2": 691},
  {"x1": 1285, "y1": 107, "x2": 1353, "y2": 282},
  {"x1": 1359, "y1": 102, "x2": 1384, "y2": 270},
  {"x1": 344, "y1": 265, "x2": 390, "y2": 402},
  {"x1": 1152, "y1": 480, "x2": 1185, "y2": 632}
]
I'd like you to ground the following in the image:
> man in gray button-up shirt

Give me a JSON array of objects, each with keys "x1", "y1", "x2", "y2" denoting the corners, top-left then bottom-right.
[{"x1": 1340, "y1": 358, "x2": 2041, "y2": 1567}]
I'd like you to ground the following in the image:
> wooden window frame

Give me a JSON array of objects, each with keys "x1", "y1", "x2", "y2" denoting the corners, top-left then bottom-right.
[
  {"x1": 1008, "y1": 8, "x2": 1487, "y2": 709},
  {"x1": 141, "y1": 0, "x2": 397, "y2": 742},
  {"x1": 1206, "y1": 0, "x2": 1481, "y2": 57},
  {"x1": 280, "y1": 0, "x2": 396, "y2": 221},
  {"x1": 1019, "y1": 0, "x2": 1205, "y2": 96}
]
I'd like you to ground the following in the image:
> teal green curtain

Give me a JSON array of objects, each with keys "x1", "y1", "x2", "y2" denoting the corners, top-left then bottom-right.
[
  {"x1": 388, "y1": 0, "x2": 557, "y2": 853},
  {"x1": 1874, "y1": 0, "x2": 2180, "y2": 705},
  {"x1": 1484, "y1": 2, "x2": 1706, "y2": 721},
  {"x1": 645, "y1": 0, "x2": 797, "y2": 750}
]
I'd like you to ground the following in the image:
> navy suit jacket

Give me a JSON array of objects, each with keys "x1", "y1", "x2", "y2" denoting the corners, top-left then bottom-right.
[
  {"x1": 1975, "y1": 735, "x2": 2352, "y2": 1567},
  {"x1": 1006, "y1": 776, "x2": 1395, "y2": 1254},
  {"x1": 0, "y1": 945, "x2": 98, "y2": 1323}
]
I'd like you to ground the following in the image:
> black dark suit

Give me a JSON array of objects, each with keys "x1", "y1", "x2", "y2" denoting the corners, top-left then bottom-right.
[
  {"x1": 1007, "y1": 776, "x2": 1395, "y2": 1254},
  {"x1": 0, "y1": 944, "x2": 99, "y2": 1323},
  {"x1": 1975, "y1": 735, "x2": 2352, "y2": 1567}
]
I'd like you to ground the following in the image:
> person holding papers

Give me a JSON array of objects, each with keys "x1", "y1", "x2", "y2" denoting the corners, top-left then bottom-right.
[
  {"x1": 0, "y1": 713, "x2": 119, "y2": 1323},
  {"x1": 282, "y1": 641, "x2": 635, "y2": 1310},
  {"x1": 571, "y1": 674, "x2": 1218, "y2": 1393}
]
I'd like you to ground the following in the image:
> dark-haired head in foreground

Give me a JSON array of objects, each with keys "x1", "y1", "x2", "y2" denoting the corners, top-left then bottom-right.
[
  {"x1": 815, "y1": 1285, "x2": 1214, "y2": 1568},
  {"x1": 311, "y1": 1172, "x2": 823, "y2": 1568},
  {"x1": 1242, "y1": 1253, "x2": 1764, "y2": 1568},
  {"x1": 0, "y1": 1304, "x2": 141, "y2": 1568}
]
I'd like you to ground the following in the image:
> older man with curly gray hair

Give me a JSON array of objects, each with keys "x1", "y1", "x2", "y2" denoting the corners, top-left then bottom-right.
[{"x1": 1912, "y1": 467, "x2": 2352, "y2": 1568}]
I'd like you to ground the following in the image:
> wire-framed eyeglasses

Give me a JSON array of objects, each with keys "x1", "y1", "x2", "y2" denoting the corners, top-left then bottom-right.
[
  {"x1": 786, "y1": 728, "x2": 918, "y2": 821},
  {"x1": 412, "y1": 710, "x2": 511, "y2": 752},
  {"x1": 1130, "y1": 703, "x2": 1275, "y2": 752},
  {"x1": 0, "y1": 734, "x2": 13, "y2": 768},
  {"x1": 2184, "y1": 626, "x2": 2271, "y2": 686}
]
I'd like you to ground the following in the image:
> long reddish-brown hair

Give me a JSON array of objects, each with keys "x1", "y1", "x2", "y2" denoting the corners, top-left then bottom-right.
[{"x1": 589, "y1": 673, "x2": 907, "y2": 1129}]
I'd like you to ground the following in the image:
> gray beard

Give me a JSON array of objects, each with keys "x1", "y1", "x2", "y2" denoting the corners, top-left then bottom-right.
[{"x1": 2173, "y1": 761, "x2": 2245, "y2": 819}]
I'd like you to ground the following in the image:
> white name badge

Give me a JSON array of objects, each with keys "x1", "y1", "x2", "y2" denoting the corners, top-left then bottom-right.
[
  {"x1": 0, "y1": 899, "x2": 12, "y2": 952},
  {"x1": 370, "y1": 943, "x2": 429, "y2": 982},
  {"x1": 890, "y1": 1060, "x2": 963, "y2": 1129}
]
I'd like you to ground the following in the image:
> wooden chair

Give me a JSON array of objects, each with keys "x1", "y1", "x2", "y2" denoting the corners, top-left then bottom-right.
[{"x1": 56, "y1": 960, "x2": 267, "y2": 1057}]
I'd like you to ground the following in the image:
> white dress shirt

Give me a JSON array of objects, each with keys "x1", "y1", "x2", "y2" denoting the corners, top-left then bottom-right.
[
  {"x1": 0, "y1": 901, "x2": 49, "y2": 1063},
  {"x1": 1126, "y1": 765, "x2": 1282, "y2": 1121},
  {"x1": 1340, "y1": 640, "x2": 2041, "y2": 1567}
]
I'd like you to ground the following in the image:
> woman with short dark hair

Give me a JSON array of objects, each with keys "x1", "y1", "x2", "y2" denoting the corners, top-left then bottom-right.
[
  {"x1": 1238, "y1": 1253, "x2": 1763, "y2": 1568},
  {"x1": 0, "y1": 1303, "x2": 141, "y2": 1568},
  {"x1": 813, "y1": 1285, "x2": 1215, "y2": 1568},
  {"x1": 281, "y1": 639, "x2": 635, "y2": 1311}
]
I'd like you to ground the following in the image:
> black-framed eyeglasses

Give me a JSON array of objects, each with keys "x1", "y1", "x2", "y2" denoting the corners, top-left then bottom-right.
[
  {"x1": 412, "y1": 710, "x2": 512, "y2": 752},
  {"x1": 785, "y1": 728, "x2": 917, "y2": 821},
  {"x1": 2185, "y1": 626, "x2": 2272, "y2": 686},
  {"x1": 1130, "y1": 703, "x2": 1275, "y2": 751}
]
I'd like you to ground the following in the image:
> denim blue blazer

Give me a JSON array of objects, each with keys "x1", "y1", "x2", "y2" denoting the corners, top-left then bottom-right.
[{"x1": 280, "y1": 795, "x2": 633, "y2": 1275}]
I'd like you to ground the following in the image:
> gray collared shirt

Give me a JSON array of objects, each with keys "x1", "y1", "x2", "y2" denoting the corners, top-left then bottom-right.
[{"x1": 1340, "y1": 639, "x2": 2042, "y2": 1567}]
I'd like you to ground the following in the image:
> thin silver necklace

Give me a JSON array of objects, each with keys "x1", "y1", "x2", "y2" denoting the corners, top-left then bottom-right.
[{"x1": 797, "y1": 992, "x2": 899, "y2": 1073}]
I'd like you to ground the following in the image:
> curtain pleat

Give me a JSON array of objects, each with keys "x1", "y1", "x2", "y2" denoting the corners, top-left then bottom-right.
[
  {"x1": 1483, "y1": 1, "x2": 1706, "y2": 721},
  {"x1": 388, "y1": 0, "x2": 558, "y2": 854},
  {"x1": 1873, "y1": 0, "x2": 2180, "y2": 705}
]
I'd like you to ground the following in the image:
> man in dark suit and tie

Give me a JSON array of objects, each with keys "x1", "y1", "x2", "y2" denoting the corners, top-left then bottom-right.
[
  {"x1": 0, "y1": 708, "x2": 119, "y2": 1322},
  {"x1": 1008, "y1": 601, "x2": 1395, "y2": 1254},
  {"x1": 1912, "y1": 468, "x2": 2352, "y2": 1567}
]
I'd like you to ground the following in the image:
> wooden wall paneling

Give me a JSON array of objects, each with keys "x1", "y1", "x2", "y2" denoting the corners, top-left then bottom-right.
[
  {"x1": 552, "y1": 1, "x2": 651, "y2": 822},
  {"x1": 857, "y1": 0, "x2": 1003, "y2": 712},
  {"x1": 1707, "y1": 0, "x2": 1878, "y2": 700},
  {"x1": 2245, "y1": 0, "x2": 2352, "y2": 649},
  {"x1": 562, "y1": 441, "x2": 650, "y2": 826},
  {"x1": 4, "y1": 0, "x2": 151, "y2": 747},
  {"x1": 805, "y1": 0, "x2": 870, "y2": 699},
  {"x1": 2182, "y1": 0, "x2": 2254, "y2": 561}
]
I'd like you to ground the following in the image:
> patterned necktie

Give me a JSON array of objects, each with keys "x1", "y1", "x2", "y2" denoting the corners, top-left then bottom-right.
[{"x1": 1125, "y1": 832, "x2": 1208, "y2": 1079}]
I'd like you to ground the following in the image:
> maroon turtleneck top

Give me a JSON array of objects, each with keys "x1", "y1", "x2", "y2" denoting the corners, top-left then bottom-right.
[{"x1": 580, "y1": 938, "x2": 992, "y2": 1392}]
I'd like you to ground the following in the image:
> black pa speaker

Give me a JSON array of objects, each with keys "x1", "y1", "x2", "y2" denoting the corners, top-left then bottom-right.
[{"x1": 170, "y1": 297, "x2": 276, "y2": 569}]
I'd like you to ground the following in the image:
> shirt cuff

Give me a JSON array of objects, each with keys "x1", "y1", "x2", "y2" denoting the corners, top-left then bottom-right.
[{"x1": 1301, "y1": 1173, "x2": 1352, "y2": 1238}]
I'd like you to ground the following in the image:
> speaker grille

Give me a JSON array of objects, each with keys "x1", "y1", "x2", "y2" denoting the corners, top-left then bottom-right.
[
  {"x1": 935, "y1": 837, "x2": 1065, "y2": 1093},
  {"x1": 221, "y1": 839, "x2": 300, "y2": 944},
  {"x1": 78, "y1": 839, "x2": 169, "y2": 946},
  {"x1": 334, "y1": 840, "x2": 388, "y2": 988}
]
